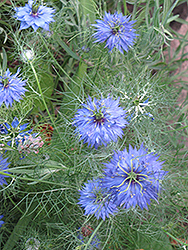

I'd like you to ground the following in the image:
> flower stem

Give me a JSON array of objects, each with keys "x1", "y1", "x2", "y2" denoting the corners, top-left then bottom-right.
[
  {"x1": 0, "y1": 171, "x2": 67, "y2": 187},
  {"x1": 84, "y1": 219, "x2": 103, "y2": 250},
  {"x1": 38, "y1": 32, "x2": 81, "y2": 102},
  {"x1": 29, "y1": 61, "x2": 62, "y2": 142}
]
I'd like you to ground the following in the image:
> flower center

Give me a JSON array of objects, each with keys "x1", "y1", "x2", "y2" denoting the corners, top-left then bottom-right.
[
  {"x1": 94, "y1": 111, "x2": 105, "y2": 124},
  {"x1": 133, "y1": 98, "x2": 140, "y2": 106},
  {"x1": 31, "y1": 3, "x2": 40, "y2": 16},
  {"x1": 112, "y1": 25, "x2": 121, "y2": 35},
  {"x1": 28, "y1": 239, "x2": 35, "y2": 245},
  {"x1": 2, "y1": 78, "x2": 9, "y2": 89},
  {"x1": 93, "y1": 188, "x2": 107, "y2": 204},
  {"x1": 128, "y1": 171, "x2": 138, "y2": 180}
]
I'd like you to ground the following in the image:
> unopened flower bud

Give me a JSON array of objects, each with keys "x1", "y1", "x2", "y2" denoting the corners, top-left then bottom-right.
[{"x1": 21, "y1": 49, "x2": 34, "y2": 62}]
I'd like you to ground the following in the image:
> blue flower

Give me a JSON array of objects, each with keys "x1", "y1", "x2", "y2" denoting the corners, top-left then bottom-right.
[
  {"x1": 78, "y1": 179, "x2": 118, "y2": 220},
  {"x1": 73, "y1": 96, "x2": 128, "y2": 149},
  {"x1": 0, "y1": 68, "x2": 27, "y2": 108},
  {"x1": 14, "y1": 0, "x2": 55, "y2": 32},
  {"x1": 0, "y1": 155, "x2": 10, "y2": 186},
  {"x1": 102, "y1": 144, "x2": 167, "y2": 210},
  {"x1": 0, "y1": 117, "x2": 32, "y2": 147},
  {"x1": 92, "y1": 12, "x2": 138, "y2": 54},
  {"x1": 0, "y1": 215, "x2": 5, "y2": 228}
]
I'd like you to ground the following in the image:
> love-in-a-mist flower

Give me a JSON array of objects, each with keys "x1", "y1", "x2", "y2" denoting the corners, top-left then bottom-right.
[
  {"x1": 0, "y1": 68, "x2": 27, "y2": 108},
  {"x1": 21, "y1": 49, "x2": 34, "y2": 62},
  {"x1": 127, "y1": 97, "x2": 154, "y2": 121},
  {"x1": 0, "y1": 215, "x2": 5, "y2": 228},
  {"x1": 92, "y1": 12, "x2": 137, "y2": 54},
  {"x1": 73, "y1": 96, "x2": 128, "y2": 149},
  {"x1": 14, "y1": 0, "x2": 55, "y2": 32},
  {"x1": 78, "y1": 179, "x2": 118, "y2": 220},
  {"x1": 0, "y1": 117, "x2": 32, "y2": 147},
  {"x1": 102, "y1": 144, "x2": 167, "y2": 209},
  {"x1": 25, "y1": 237, "x2": 40, "y2": 250},
  {"x1": 0, "y1": 155, "x2": 10, "y2": 186}
]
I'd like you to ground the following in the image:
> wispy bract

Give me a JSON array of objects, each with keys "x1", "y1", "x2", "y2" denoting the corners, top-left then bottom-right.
[
  {"x1": 73, "y1": 96, "x2": 128, "y2": 149},
  {"x1": 0, "y1": 68, "x2": 27, "y2": 108},
  {"x1": 102, "y1": 144, "x2": 167, "y2": 209},
  {"x1": 92, "y1": 12, "x2": 137, "y2": 54},
  {"x1": 14, "y1": 0, "x2": 55, "y2": 32}
]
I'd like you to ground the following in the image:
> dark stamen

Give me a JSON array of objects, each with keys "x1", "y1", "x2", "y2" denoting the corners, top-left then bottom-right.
[
  {"x1": 112, "y1": 24, "x2": 121, "y2": 35},
  {"x1": 94, "y1": 113, "x2": 105, "y2": 124},
  {"x1": 3, "y1": 79, "x2": 9, "y2": 88}
]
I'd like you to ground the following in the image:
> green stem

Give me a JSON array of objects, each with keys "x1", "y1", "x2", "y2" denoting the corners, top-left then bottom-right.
[
  {"x1": 29, "y1": 61, "x2": 52, "y2": 121},
  {"x1": 0, "y1": 171, "x2": 68, "y2": 187},
  {"x1": 2, "y1": 202, "x2": 38, "y2": 250},
  {"x1": 84, "y1": 220, "x2": 103, "y2": 250},
  {"x1": 38, "y1": 32, "x2": 81, "y2": 102},
  {"x1": 29, "y1": 61, "x2": 63, "y2": 142},
  {"x1": 123, "y1": 0, "x2": 127, "y2": 15},
  {"x1": 162, "y1": 229, "x2": 188, "y2": 247},
  {"x1": 7, "y1": 193, "x2": 24, "y2": 214}
]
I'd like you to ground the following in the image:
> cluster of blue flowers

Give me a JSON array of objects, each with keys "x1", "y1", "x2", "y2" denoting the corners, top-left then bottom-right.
[
  {"x1": 0, "y1": 2, "x2": 168, "y2": 247},
  {"x1": 78, "y1": 143, "x2": 167, "y2": 220},
  {"x1": 73, "y1": 96, "x2": 167, "y2": 221},
  {"x1": 0, "y1": 0, "x2": 57, "y2": 230}
]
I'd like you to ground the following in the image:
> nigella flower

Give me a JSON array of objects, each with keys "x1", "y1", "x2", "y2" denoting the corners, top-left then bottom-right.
[
  {"x1": 127, "y1": 97, "x2": 154, "y2": 121},
  {"x1": 0, "y1": 68, "x2": 27, "y2": 108},
  {"x1": 25, "y1": 237, "x2": 40, "y2": 250},
  {"x1": 92, "y1": 12, "x2": 138, "y2": 54},
  {"x1": 73, "y1": 96, "x2": 128, "y2": 149},
  {"x1": 78, "y1": 179, "x2": 118, "y2": 220},
  {"x1": 102, "y1": 144, "x2": 167, "y2": 210},
  {"x1": 21, "y1": 49, "x2": 34, "y2": 62},
  {"x1": 0, "y1": 117, "x2": 32, "y2": 147},
  {"x1": 0, "y1": 155, "x2": 10, "y2": 186},
  {"x1": 0, "y1": 215, "x2": 5, "y2": 228},
  {"x1": 14, "y1": 0, "x2": 55, "y2": 32}
]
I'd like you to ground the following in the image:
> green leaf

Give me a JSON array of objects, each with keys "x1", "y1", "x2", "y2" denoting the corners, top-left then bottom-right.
[
  {"x1": 80, "y1": 0, "x2": 96, "y2": 23},
  {"x1": 134, "y1": 231, "x2": 173, "y2": 250},
  {"x1": 1, "y1": 47, "x2": 7, "y2": 71},
  {"x1": 31, "y1": 66, "x2": 54, "y2": 113},
  {"x1": 54, "y1": 33, "x2": 80, "y2": 61},
  {"x1": 2, "y1": 202, "x2": 38, "y2": 250},
  {"x1": 0, "y1": 0, "x2": 7, "y2": 7},
  {"x1": 73, "y1": 60, "x2": 88, "y2": 95}
]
